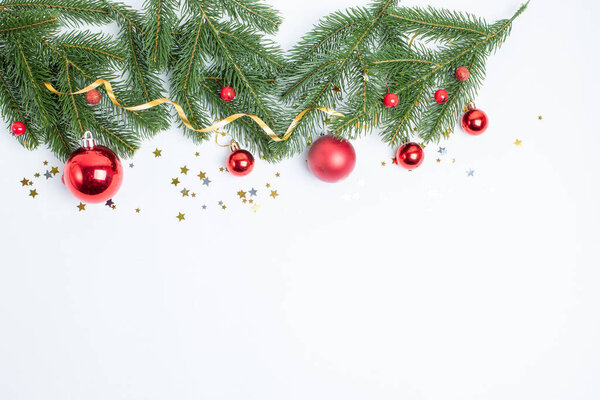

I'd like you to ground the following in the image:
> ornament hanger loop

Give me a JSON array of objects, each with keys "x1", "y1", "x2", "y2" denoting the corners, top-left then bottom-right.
[{"x1": 81, "y1": 131, "x2": 96, "y2": 149}]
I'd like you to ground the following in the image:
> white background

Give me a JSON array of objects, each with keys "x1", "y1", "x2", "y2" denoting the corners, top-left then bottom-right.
[{"x1": 1, "y1": 0, "x2": 599, "y2": 399}]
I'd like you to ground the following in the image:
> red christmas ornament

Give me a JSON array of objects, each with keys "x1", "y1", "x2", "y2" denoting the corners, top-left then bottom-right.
[
  {"x1": 396, "y1": 142, "x2": 425, "y2": 170},
  {"x1": 227, "y1": 144, "x2": 254, "y2": 176},
  {"x1": 11, "y1": 121, "x2": 26, "y2": 136},
  {"x1": 307, "y1": 135, "x2": 356, "y2": 183},
  {"x1": 85, "y1": 89, "x2": 101, "y2": 105},
  {"x1": 383, "y1": 93, "x2": 399, "y2": 108},
  {"x1": 63, "y1": 131, "x2": 123, "y2": 203},
  {"x1": 220, "y1": 86, "x2": 236, "y2": 101},
  {"x1": 455, "y1": 67, "x2": 470, "y2": 82},
  {"x1": 462, "y1": 105, "x2": 488, "y2": 135},
  {"x1": 434, "y1": 89, "x2": 449, "y2": 104}
]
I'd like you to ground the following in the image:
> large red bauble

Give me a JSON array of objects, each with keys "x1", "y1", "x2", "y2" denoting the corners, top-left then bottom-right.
[
  {"x1": 396, "y1": 142, "x2": 425, "y2": 170},
  {"x1": 220, "y1": 86, "x2": 236, "y2": 101},
  {"x1": 11, "y1": 121, "x2": 26, "y2": 136},
  {"x1": 462, "y1": 108, "x2": 488, "y2": 135},
  {"x1": 227, "y1": 149, "x2": 254, "y2": 176},
  {"x1": 63, "y1": 145, "x2": 123, "y2": 203},
  {"x1": 307, "y1": 135, "x2": 356, "y2": 183},
  {"x1": 383, "y1": 93, "x2": 399, "y2": 108}
]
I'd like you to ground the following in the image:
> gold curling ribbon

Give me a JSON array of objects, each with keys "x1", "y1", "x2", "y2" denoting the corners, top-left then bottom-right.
[{"x1": 43, "y1": 78, "x2": 360, "y2": 142}]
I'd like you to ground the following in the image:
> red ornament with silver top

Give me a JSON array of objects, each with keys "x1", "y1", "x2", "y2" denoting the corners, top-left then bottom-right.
[
  {"x1": 396, "y1": 142, "x2": 425, "y2": 170},
  {"x1": 307, "y1": 135, "x2": 356, "y2": 183},
  {"x1": 462, "y1": 104, "x2": 488, "y2": 135},
  {"x1": 226, "y1": 141, "x2": 255, "y2": 176}
]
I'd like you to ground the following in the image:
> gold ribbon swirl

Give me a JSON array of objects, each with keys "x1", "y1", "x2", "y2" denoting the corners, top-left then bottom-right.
[{"x1": 43, "y1": 79, "x2": 350, "y2": 142}]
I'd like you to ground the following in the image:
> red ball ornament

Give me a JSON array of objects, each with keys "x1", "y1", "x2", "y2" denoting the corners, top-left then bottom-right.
[
  {"x1": 396, "y1": 142, "x2": 425, "y2": 170},
  {"x1": 220, "y1": 86, "x2": 236, "y2": 101},
  {"x1": 63, "y1": 132, "x2": 123, "y2": 203},
  {"x1": 462, "y1": 106, "x2": 488, "y2": 135},
  {"x1": 227, "y1": 146, "x2": 254, "y2": 176},
  {"x1": 455, "y1": 67, "x2": 470, "y2": 82},
  {"x1": 85, "y1": 89, "x2": 101, "y2": 105},
  {"x1": 307, "y1": 135, "x2": 356, "y2": 183},
  {"x1": 11, "y1": 121, "x2": 27, "y2": 136},
  {"x1": 383, "y1": 93, "x2": 399, "y2": 108},
  {"x1": 434, "y1": 89, "x2": 449, "y2": 104}
]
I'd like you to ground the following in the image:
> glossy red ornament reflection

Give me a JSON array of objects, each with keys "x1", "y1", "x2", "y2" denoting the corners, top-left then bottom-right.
[
  {"x1": 220, "y1": 86, "x2": 236, "y2": 101},
  {"x1": 307, "y1": 135, "x2": 356, "y2": 183},
  {"x1": 396, "y1": 142, "x2": 425, "y2": 170},
  {"x1": 462, "y1": 106, "x2": 488, "y2": 135},
  {"x1": 383, "y1": 93, "x2": 399, "y2": 108},
  {"x1": 434, "y1": 89, "x2": 449, "y2": 104},
  {"x1": 227, "y1": 147, "x2": 254, "y2": 176},
  {"x1": 11, "y1": 121, "x2": 26, "y2": 136},
  {"x1": 63, "y1": 132, "x2": 123, "y2": 203}
]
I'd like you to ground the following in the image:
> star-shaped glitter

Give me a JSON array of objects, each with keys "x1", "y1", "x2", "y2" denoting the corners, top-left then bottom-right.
[
  {"x1": 381, "y1": 161, "x2": 386, "y2": 166},
  {"x1": 467, "y1": 169, "x2": 475, "y2": 177},
  {"x1": 218, "y1": 201, "x2": 223, "y2": 206},
  {"x1": 275, "y1": 172, "x2": 280, "y2": 178},
  {"x1": 77, "y1": 202, "x2": 86, "y2": 211},
  {"x1": 50, "y1": 167, "x2": 59, "y2": 175},
  {"x1": 514, "y1": 139, "x2": 523, "y2": 147},
  {"x1": 219, "y1": 167, "x2": 225, "y2": 172},
  {"x1": 438, "y1": 147, "x2": 447, "y2": 155},
  {"x1": 203, "y1": 178, "x2": 211, "y2": 186},
  {"x1": 249, "y1": 188, "x2": 258, "y2": 197},
  {"x1": 176, "y1": 212, "x2": 185, "y2": 222},
  {"x1": 251, "y1": 203, "x2": 261, "y2": 213},
  {"x1": 153, "y1": 148, "x2": 162, "y2": 157},
  {"x1": 538, "y1": 116, "x2": 543, "y2": 120},
  {"x1": 202, "y1": 205, "x2": 207, "y2": 210},
  {"x1": 135, "y1": 208, "x2": 141, "y2": 213},
  {"x1": 29, "y1": 189, "x2": 38, "y2": 198},
  {"x1": 105, "y1": 199, "x2": 114, "y2": 207},
  {"x1": 20, "y1": 178, "x2": 30, "y2": 186},
  {"x1": 270, "y1": 190, "x2": 279, "y2": 199},
  {"x1": 436, "y1": 158, "x2": 441, "y2": 163},
  {"x1": 43, "y1": 161, "x2": 49, "y2": 166},
  {"x1": 129, "y1": 163, "x2": 134, "y2": 168},
  {"x1": 197, "y1": 171, "x2": 207, "y2": 180},
  {"x1": 44, "y1": 171, "x2": 52, "y2": 179},
  {"x1": 266, "y1": 183, "x2": 271, "y2": 188},
  {"x1": 195, "y1": 152, "x2": 200, "y2": 157},
  {"x1": 171, "y1": 178, "x2": 180, "y2": 186},
  {"x1": 180, "y1": 165, "x2": 189, "y2": 175},
  {"x1": 34, "y1": 173, "x2": 40, "y2": 178},
  {"x1": 181, "y1": 188, "x2": 190, "y2": 197},
  {"x1": 191, "y1": 193, "x2": 196, "y2": 198},
  {"x1": 237, "y1": 190, "x2": 247, "y2": 199},
  {"x1": 221, "y1": 205, "x2": 227, "y2": 210}
]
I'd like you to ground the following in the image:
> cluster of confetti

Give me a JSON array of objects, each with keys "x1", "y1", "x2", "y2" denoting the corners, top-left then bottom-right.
[{"x1": 19, "y1": 160, "x2": 60, "y2": 200}]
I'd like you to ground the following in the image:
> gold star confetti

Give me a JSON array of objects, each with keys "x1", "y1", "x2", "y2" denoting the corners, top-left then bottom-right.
[
  {"x1": 153, "y1": 148, "x2": 162, "y2": 157},
  {"x1": 34, "y1": 173, "x2": 40, "y2": 178},
  {"x1": 275, "y1": 172, "x2": 280, "y2": 177},
  {"x1": 191, "y1": 193, "x2": 196, "y2": 198},
  {"x1": 50, "y1": 166, "x2": 59, "y2": 175},
  {"x1": 249, "y1": 199, "x2": 254, "y2": 204},
  {"x1": 436, "y1": 158, "x2": 441, "y2": 163},
  {"x1": 135, "y1": 208, "x2": 141, "y2": 213},
  {"x1": 176, "y1": 212, "x2": 185, "y2": 222},
  {"x1": 514, "y1": 139, "x2": 523, "y2": 147},
  {"x1": 251, "y1": 203, "x2": 261, "y2": 213},
  {"x1": 195, "y1": 152, "x2": 200, "y2": 157},
  {"x1": 180, "y1": 165, "x2": 189, "y2": 174},
  {"x1": 111, "y1": 205, "x2": 117, "y2": 210},
  {"x1": 43, "y1": 161, "x2": 49, "y2": 166},
  {"x1": 266, "y1": 183, "x2": 271, "y2": 188},
  {"x1": 332, "y1": 85, "x2": 341, "y2": 93},
  {"x1": 381, "y1": 161, "x2": 386, "y2": 166},
  {"x1": 171, "y1": 178, "x2": 180, "y2": 186},
  {"x1": 197, "y1": 171, "x2": 207, "y2": 179},
  {"x1": 237, "y1": 190, "x2": 247, "y2": 199},
  {"x1": 219, "y1": 167, "x2": 225, "y2": 172},
  {"x1": 538, "y1": 115, "x2": 543, "y2": 120},
  {"x1": 77, "y1": 202, "x2": 86, "y2": 211},
  {"x1": 29, "y1": 189, "x2": 38, "y2": 198},
  {"x1": 222, "y1": 205, "x2": 227, "y2": 210},
  {"x1": 419, "y1": 142, "x2": 426, "y2": 149},
  {"x1": 452, "y1": 158, "x2": 456, "y2": 164},
  {"x1": 20, "y1": 178, "x2": 30, "y2": 186},
  {"x1": 270, "y1": 190, "x2": 279, "y2": 199},
  {"x1": 242, "y1": 199, "x2": 247, "y2": 203}
]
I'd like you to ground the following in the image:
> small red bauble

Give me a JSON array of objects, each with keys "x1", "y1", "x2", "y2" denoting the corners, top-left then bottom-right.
[
  {"x1": 227, "y1": 148, "x2": 254, "y2": 176},
  {"x1": 455, "y1": 67, "x2": 470, "y2": 82},
  {"x1": 434, "y1": 89, "x2": 449, "y2": 104},
  {"x1": 396, "y1": 142, "x2": 425, "y2": 170},
  {"x1": 11, "y1": 121, "x2": 27, "y2": 136},
  {"x1": 383, "y1": 93, "x2": 399, "y2": 108},
  {"x1": 63, "y1": 132, "x2": 123, "y2": 203},
  {"x1": 220, "y1": 86, "x2": 236, "y2": 101},
  {"x1": 462, "y1": 106, "x2": 488, "y2": 135},
  {"x1": 85, "y1": 89, "x2": 101, "y2": 105},
  {"x1": 307, "y1": 135, "x2": 356, "y2": 183}
]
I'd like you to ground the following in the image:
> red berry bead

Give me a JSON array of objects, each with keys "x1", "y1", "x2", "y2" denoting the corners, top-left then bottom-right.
[
  {"x1": 434, "y1": 89, "x2": 449, "y2": 104},
  {"x1": 11, "y1": 121, "x2": 26, "y2": 136},
  {"x1": 455, "y1": 67, "x2": 470, "y2": 82},
  {"x1": 383, "y1": 93, "x2": 399, "y2": 108},
  {"x1": 85, "y1": 89, "x2": 101, "y2": 105},
  {"x1": 220, "y1": 86, "x2": 236, "y2": 102}
]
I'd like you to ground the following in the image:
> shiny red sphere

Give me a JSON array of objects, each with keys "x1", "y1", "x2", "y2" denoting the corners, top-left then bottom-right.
[
  {"x1": 227, "y1": 149, "x2": 254, "y2": 176},
  {"x1": 220, "y1": 86, "x2": 236, "y2": 101},
  {"x1": 434, "y1": 89, "x2": 449, "y2": 104},
  {"x1": 85, "y1": 89, "x2": 101, "y2": 105},
  {"x1": 63, "y1": 145, "x2": 123, "y2": 203},
  {"x1": 11, "y1": 121, "x2": 26, "y2": 136},
  {"x1": 396, "y1": 142, "x2": 425, "y2": 170},
  {"x1": 383, "y1": 93, "x2": 399, "y2": 108},
  {"x1": 462, "y1": 108, "x2": 488, "y2": 135},
  {"x1": 307, "y1": 135, "x2": 356, "y2": 183},
  {"x1": 455, "y1": 67, "x2": 470, "y2": 82}
]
